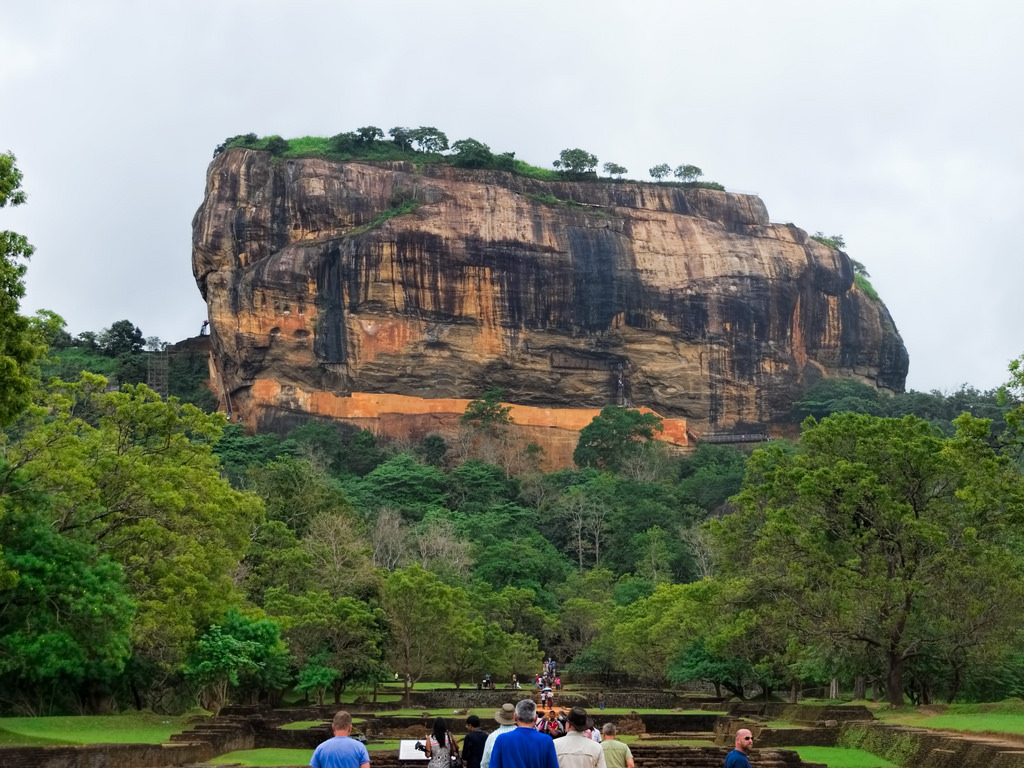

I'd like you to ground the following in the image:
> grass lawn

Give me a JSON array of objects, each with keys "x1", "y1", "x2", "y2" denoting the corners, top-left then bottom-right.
[
  {"x1": 872, "y1": 700, "x2": 1024, "y2": 735},
  {"x1": 618, "y1": 735, "x2": 713, "y2": 746},
  {"x1": 380, "y1": 708, "x2": 496, "y2": 718},
  {"x1": 789, "y1": 746, "x2": 898, "y2": 768},
  {"x1": 879, "y1": 711, "x2": 1024, "y2": 734},
  {"x1": 367, "y1": 740, "x2": 401, "y2": 750},
  {"x1": 211, "y1": 747, "x2": 311, "y2": 766},
  {"x1": 212, "y1": 741, "x2": 400, "y2": 767},
  {"x1": 0, "y1": 713, "x2": 195, "y2": 746}
]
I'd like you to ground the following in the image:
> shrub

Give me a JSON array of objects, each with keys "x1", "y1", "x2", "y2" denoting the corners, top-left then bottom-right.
[
  {"x1": 265, "y1": 135, "x2": 290, "y2": 156},
  {"x1": 839, "y1": 725, "x2": 919, "y2": 766}
]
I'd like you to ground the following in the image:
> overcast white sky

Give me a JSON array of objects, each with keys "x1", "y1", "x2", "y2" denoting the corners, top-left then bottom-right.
[{"x1": 2, "y1": 0, "x2": 1021, "y2": 393}]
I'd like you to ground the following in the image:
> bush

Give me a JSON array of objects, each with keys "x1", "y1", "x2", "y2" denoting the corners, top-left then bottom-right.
[
  {"x1": 839, "y1": 725, "x2": 920, "y2": 766},
  {"x1": 265, "y1": 136, "x2": 290, "y2": 156}
]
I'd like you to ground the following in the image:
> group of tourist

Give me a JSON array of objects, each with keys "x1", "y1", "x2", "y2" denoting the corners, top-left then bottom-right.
[
  {"x1": 481, "y1": 700, "x2": 626, "y2": 768},
  {"x1": 309, "y1": 705, "x2": 754, "y2": 768}
]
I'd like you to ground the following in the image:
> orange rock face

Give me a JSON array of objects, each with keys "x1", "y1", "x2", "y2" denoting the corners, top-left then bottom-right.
[{"x1": 192, "y1": 150, "x2": 907, "y2": 460}]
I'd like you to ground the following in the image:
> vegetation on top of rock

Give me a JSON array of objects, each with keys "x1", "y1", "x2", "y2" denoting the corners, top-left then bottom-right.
[
  {"x1": 552, "y1": 148, "x2": 598, "y2": 178},
  {"x1": 810, "y1": 232, "x2": 882, "y2": 301},
  {"x1": 212, "y1": 127, "x2": 724, "y2": 188},
  {"x1": 810, "y1": 231, "x2": 846, "y2": 251}
]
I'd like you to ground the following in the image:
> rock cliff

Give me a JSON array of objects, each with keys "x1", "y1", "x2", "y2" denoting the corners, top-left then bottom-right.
[{"x1": 192, "y1": 149, "x2": 908, "y2": 447}]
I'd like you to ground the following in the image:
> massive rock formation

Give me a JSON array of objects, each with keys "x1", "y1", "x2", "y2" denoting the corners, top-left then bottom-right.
[{"x1": 192, "y1": 149, "x2": 908, "y2": 453}]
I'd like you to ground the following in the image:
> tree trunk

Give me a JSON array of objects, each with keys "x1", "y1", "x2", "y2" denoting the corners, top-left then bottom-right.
[
  {"x1": 886, "y1": 655, "x2": 904, "y2": 707},
  {"x1": 829, "y1": 677, "x2": 840, "y2": 700},
  {"x1": 947, "y1": 665, "x2": 962, "y2": 704},
  {"x1": 790, "y1": 681, "x2": 799, "y2": 704},
  {"x1": 854, "y1": 676, "x2": 866, "y2": 701}
]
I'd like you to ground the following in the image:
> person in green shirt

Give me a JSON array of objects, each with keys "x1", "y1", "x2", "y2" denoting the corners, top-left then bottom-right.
[{"x1": 599, "y1": 724, "x2": 633, "y2": 768}]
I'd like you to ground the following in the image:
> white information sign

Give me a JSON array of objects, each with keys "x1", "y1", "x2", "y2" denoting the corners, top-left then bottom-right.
[{"x1": 399, "y1": 739, "x2": 430, "y2": 761}]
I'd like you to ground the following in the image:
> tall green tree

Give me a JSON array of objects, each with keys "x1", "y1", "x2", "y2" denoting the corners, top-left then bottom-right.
[
  {"x1": 649, "y1": 163, "x2": 672, "y2": 181},
  {"x1": 710, "y1": 413, "x2": 1024, "y2": 706},
  {"x1": 264, "y1": 588, "x2": 383, "y2": 703},
  {"x1": 553, "y1": 148, "x2": 598, "y2": 177},
  {"x1": 450, "y1": 138, "x2": 494, "y2": 169},
  {"x1": 410, "y1": 126, "x2": 449, "y2": 153},
  {"x1": 602, "y1": 162, "x2": 627, "y2": 179},
  {"x1": 3, "y1": 374, "x2": 264, "y2": 690},
  {"x1": 184, "y1": 612, "x2": 286, "y2": 714},
  {"x1": 674, "y1": 164, "x2": 703, "y2": 182},
  {"x1": 381, "y1": 565, "x2": 460, "y2": 697},
  {"x1": 0, "y1": 151, "x2": 41, "y2": 426},
  {"x1": 461, "y1": 388, "x2": 513, "y2": 434},
  {"x1": 99, "y1": 319, "x2": 144, "y2": 357},
  {"x1": 245, "y1": 456, "x2": 353, "y2": 535},
  {"x1": 574, "y1": 406, "x2": 663, "y2": 473},
  {"x1": 0, "y1": 504, "x2": 135, "y2": 712},
  {"x1": 359, "y1": 453, "x2": 447, "y2": 521}
]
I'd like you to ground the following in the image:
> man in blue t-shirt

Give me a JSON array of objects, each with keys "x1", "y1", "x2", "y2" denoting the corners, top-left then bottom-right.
[
  {"x1": 311, "y1": 710, "x2": 371, "y2": 768},
  {"x1": 491, "y1": 699, "x2": 559, "y2": 768},
  {"x1": 724, "y1": 728, "x2": 753, "y2": 768}
]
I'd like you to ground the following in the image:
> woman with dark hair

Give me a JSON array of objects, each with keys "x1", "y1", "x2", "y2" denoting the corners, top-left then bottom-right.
[{"x1": 424, "y1": 716, "x2": 459, "y2": 768}]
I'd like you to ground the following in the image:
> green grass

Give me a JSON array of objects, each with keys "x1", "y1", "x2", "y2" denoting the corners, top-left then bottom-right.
[
  {"x1": 512, "y1": 160, "x2": 560, "y2": 181},
  {"x1": 879, "y1": 710, "x2": 1024, "y2": 734},
  {"x1": 854, "y1": 273, "x2": 880, "y2": 301},
  {"x1": 622, "y1": 736, "x2": 714, "y2": 746},
  {"x1": 367, "y1": 740, "x2": 401, "y2": 751},
  {"x1": 212, "y1": 740, "x2": 400, "y2": 766},
  {"x1": 790, "y1": 746, "x2": 897, "y2": 768},
  {"x1": 377, "y1": 681, "x2": 467, "y2": 691},
  {"x1": 0, "y1": 713, "x2": 195, "y2": 746},
  {"x1": 872, "y1": 699, "x2": 1024, "y2": 735},
  {"x1": 211, "y1": 747, "x2": 312, "y2": 766},
  {"x1": 281, "y1": 720, "x2": 326, "y2": 730},
  {"x1": 281, "y1": 136, "x2": 333, "y2": 156}
]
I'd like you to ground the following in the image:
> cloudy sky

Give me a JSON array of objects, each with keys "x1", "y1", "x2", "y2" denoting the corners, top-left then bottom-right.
[{"x1": 2, "y1": 0, "x2": 1021, "y2": 393}]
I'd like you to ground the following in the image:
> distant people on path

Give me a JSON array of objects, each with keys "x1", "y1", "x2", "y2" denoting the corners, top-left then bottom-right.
[
  {"x1": 553, "y1": 707, "x2": 605, "y2": 768},
  {"x1": 482, "y1": 703, "x2": 518, "y2": 768},
  {"x1": 200, "y1": 320, "x2": 209, "y2": 336},
  {"x1": 596, "y1": 692, "x2": 605, "y2": 711},
  {"x1": 425, "y1": 717, "x2": 459, "y2": 768},
  {"x1": 724, "y1": 729, "x2": 754, "y2": 768},
  {"x1": 600, "y1": 724, "x2": 633, "y2": 768},
  {"x1": 464, "y1": 715, "x2": 488, "y2": 768},
  {"x1": 491, "y1": 699, "x2": 559, "y2": 768},
  {"x1": 310, "y1": 711, "x2": 370, "y2": 768}
]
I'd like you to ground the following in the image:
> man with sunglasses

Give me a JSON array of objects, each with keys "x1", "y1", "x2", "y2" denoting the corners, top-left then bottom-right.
[{"x1": 724, "y1": 729, "x2": 753, "y2": 768}]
